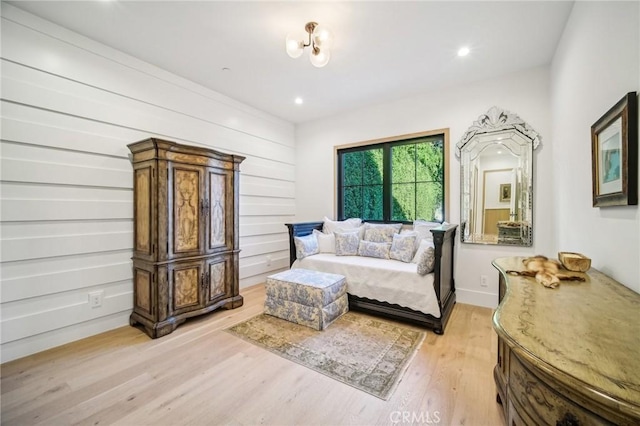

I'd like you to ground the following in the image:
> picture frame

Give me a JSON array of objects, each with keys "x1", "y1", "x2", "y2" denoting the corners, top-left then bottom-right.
[
  {"x1": 591, "y1": 92, "x2": 638, "y2": 207},
  {"x1": 499, "y1": 183, "x2": 511, "y2": 202}
]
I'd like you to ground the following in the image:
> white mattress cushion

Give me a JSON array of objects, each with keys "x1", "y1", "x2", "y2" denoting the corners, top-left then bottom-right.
[{"x1": 292, "y1": 253, "x2": 440, "y2": 318}]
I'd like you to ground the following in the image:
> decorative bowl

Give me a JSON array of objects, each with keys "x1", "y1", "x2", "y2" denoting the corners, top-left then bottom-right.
[{"x1": 558, "y1": 252, "x2": 591, "y2": 272}]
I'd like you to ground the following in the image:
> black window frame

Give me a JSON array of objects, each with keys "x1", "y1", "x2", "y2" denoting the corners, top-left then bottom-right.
[{"x1": 337, "y1": 131, "x2": 448, "y2": 224}]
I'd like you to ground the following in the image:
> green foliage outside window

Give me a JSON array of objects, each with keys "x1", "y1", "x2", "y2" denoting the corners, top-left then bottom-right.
[
  {"x1": 339, "y1": 135, "x2": 444, "y2": 222},
  {"x1": 342, "y1": 149, "x2": 383, "y2": 220}
]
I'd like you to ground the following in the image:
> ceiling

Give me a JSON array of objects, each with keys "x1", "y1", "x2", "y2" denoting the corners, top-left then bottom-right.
[{"x1": 7, "y1": 1, "x2": 574, "y2": 124}]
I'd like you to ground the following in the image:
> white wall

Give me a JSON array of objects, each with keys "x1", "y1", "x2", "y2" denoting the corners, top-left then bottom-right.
[
  {"x1": 0, "y1": 4, "x2": 294, "y2": 362},
  {"x1": 296, "y1": 67, "x2": 553, "y2": 308},
  {"x1": 551, "y1": 1, "x2": 640, "y2": 292}
]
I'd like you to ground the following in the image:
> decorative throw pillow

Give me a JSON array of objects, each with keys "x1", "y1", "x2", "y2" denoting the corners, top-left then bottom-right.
[
  {"x1": 363, "y1": 223, "x2": 403, "y2": 243},
  {"x1": 313, "y1": 229, "x2": 335, "y2": 253},
  {"x1": 417, "y1": 247, "x2": 436, "y2": 276},
  {"x1": 293, "y1": 234, "x2": 319, "y2": 259},
  {"x1": 412, "y1": 220, "x2": 441, "y2": 246},
  {"x1": 334, "y1": 230, "x2": 360, "y2": 256},
  {"x1": 358, "y1": 240, "x2": 391, "y2": 259},
  {"x1": 322, "y1": 217, "x2": 362, "y2": 234},
  {"x1": 412, "y1": 238, "x2": 435, "y2": 264},
  {"x1": 389, "y1": 233, "x2": 417, "y2": 263}
]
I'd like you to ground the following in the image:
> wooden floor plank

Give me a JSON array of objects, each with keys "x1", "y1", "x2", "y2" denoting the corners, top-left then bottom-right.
[{"x1": 0, "y1": 284, "x2": 505, "y2": 425}]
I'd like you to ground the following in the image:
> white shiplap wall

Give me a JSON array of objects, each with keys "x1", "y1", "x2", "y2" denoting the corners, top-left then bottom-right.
[{"x1": 0, "y1": 4, "x2": 294, "y2": 362}]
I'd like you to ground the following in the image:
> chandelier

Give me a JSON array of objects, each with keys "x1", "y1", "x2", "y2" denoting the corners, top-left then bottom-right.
[{"x1": 285, "y1": 22, "x2": 333, "y2": 68}]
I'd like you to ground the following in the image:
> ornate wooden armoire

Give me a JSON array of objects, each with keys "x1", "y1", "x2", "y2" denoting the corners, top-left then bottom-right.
[{"x1": 128, "y1": 138, "x2": 244, "y2": 338}]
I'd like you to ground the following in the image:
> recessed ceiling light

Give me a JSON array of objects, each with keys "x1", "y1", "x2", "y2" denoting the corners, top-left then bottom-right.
[
  {"x1": 295, "y1": 97, "x2": 303, "y2": 105},
  {"x1": 457, "y1": 46, "x2": 470, "y2": 57}
]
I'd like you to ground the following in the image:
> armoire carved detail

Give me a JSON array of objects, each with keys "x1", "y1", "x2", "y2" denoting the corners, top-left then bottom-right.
[
  {"x1": 174, "y1": 168, "x2": 200, "y2": 253},
  {"x1": 129, "y1": 138, "x2": 244, "y2": 338},
  {"x1": 210, "y1": 171, "x2": 226, "y2": 247}
]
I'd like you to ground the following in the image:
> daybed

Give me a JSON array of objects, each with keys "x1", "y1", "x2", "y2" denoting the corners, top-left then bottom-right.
[{"x1": 285, "y1": 221, "x2": 457, "y2": 334}]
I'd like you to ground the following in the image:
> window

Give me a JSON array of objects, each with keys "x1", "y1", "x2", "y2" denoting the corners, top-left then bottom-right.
[{"x1": 337, "y1": 132, "x2": 447, "y2": 223}]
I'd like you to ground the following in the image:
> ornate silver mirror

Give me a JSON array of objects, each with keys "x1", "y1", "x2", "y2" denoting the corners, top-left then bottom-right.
[{"x1": 456, "y1": 107, "x2": 541, "y2": 246}]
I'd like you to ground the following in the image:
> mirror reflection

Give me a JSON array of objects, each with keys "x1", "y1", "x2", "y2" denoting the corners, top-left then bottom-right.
[{"x1": 456, "y1": 107, "x2": 541, "y2": 246}]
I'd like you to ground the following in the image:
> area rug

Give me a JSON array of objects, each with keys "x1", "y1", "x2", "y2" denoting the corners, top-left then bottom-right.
[{"x1": 225, "y1": 312, "x2": 426, "y2": 400}]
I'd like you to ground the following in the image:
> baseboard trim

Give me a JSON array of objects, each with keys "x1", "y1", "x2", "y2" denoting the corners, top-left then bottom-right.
[{"x1": 455, "y1": 288, "x2": 498, "y2": 309}]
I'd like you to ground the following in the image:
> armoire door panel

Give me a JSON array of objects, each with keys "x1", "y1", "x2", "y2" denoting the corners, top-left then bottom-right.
[
  {"x1": 170, "y1": 261, "x2": 204, "y2": 314},
  {"x1": 172, "y1": 166, "x2": 202, "y2": 255},
  {"x1": 207, "y1": 256, "x2": 232, "y2": 302},
  {"x1": 208, "y1": 169, "x2": 232, "y2": 252}
]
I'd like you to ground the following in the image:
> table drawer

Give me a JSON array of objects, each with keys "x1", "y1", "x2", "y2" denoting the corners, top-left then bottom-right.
[{"x1": 508, "y1": 352, "x2": 612, "y2": 425}]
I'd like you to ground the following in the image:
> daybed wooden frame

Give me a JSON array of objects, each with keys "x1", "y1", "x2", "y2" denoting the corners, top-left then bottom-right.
[{"x1": 285, "y1": 222, "x2": 457, "y2": 334}]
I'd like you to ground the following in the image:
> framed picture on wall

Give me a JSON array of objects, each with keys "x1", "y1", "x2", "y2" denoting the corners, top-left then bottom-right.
[
  {"x1": 591, "y1": 92, "x2": 638, "y2": 207},
  {"x1": 499, "y1": 183, "x2": 511, "y2": 202}
]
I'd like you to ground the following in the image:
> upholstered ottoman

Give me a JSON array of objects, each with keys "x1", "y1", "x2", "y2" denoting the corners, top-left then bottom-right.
[{"x1": 264, "y1": 269, "x2": 348, "y2": 330}]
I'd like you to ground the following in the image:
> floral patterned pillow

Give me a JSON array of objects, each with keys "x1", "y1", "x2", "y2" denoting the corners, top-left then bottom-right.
[
  {"x1": 293, "y1": 234, "x2": 319, "y2": 259},
  {"x1": 334, "y1": 230, "x2": 361, "y2": 256},
  {"x1": 412, "y1": 238, "x2": 435, "y2": 264},
  {"x1": 358, "y1": 240, "x2": 391, "y2": 259},
  {"x1": 363, "y1": 223, "x2": 403, "y2": 243},
  {"x1": 417, "y1": 247, "x2": 436, "y2": 275},
  {"x1": 389, "y1": 233, "x2": 417, "y2": 263}
]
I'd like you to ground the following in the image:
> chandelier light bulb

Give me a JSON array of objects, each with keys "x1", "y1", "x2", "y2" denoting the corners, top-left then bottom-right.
[
  {"x1": 285, "y1": 34, "x2": 304, "y2": 58},
  {"x1": 312, "y1": 24, "x2": 333, "y2": 50},
  {"x1": 310, "y1": 48, "x2": 330, "y2": 68}
]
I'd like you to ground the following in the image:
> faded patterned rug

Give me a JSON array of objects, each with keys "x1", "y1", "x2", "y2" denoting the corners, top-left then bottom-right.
[{"x1": 225, "y1": 312, "x2": 425, "y2": 400}]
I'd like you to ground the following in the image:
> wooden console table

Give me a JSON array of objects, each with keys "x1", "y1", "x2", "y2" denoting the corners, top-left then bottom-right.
[{"x1": 492, "y1": 257, "x2": 640, "y2": 425}]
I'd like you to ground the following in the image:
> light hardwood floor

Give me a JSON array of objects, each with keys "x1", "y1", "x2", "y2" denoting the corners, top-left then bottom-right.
[{"x1": 1, "y1": 285, "x2": 504, "y2": 426}]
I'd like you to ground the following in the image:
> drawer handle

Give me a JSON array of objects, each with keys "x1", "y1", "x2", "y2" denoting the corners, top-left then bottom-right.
[{"x1": 556, "y1": 412, "x2": 579, "y2": 426}]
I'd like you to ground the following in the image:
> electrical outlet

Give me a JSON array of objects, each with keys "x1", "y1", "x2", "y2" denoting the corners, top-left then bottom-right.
[
  {"x1": 480, "y1": 275, "x2": 488, "y2": 287},
  {"x1": 88, "y1": 291, "x2": 103, "y2": 308},
  {"x1": 266, "y1": 255, "x2": 272, "y2": 266}
]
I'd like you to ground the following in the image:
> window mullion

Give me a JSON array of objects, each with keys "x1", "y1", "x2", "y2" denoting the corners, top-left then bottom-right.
[
  {"x1": 414, "y1": 144, "x2": 418, "y2": 220},
  {"x1": 337, "y1": 153, "x2": 343, "y2": 219},
  {"x1": 360, "y1": 152, "x2": 365, "y2": 219},
  {"x1": 382, "y1": 143, "x2": 391, "y2": 222}
]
